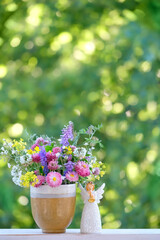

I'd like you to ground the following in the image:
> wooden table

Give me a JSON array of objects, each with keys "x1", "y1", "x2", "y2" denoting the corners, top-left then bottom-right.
[{"x1": 0, "y1": 229, "x2": 160, "y2": 240}]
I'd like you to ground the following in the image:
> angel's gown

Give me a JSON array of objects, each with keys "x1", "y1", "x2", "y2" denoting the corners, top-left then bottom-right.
[{"x1": 80, "y1": 192, "x2": 102, "y2": 233}]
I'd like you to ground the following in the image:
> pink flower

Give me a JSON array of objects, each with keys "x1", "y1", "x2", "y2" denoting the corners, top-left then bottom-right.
[
  {"x1": 52, "y1": 147, "x2": 61, "y2": 154},
  {"x1": 75, "y1": 161, "x2": 90, "y2": 177},
  {"x1": 46, "y1": 152, "x2": 58, "y2": 162},
  {"x1": 48, "y1": 160, "x2": 59, "y2": 170},
  {"x1": 32, "y1": 153, "x2": 41, "y2": 163},
  {"x1": 34, "y1": 175, "x2": 45, "y2": 187},
  {"x1": 46, "y1": 172, "x2": 62, "y2": 187},
  {"x1": 31, "y1": 143, "x2": 39, "y2": 150},
  {"x1": 92, "y1": 167, "x2": 100, "y2": 175},
  {"x1": 35, "y1": 137, "x2": 44, "y2": 145},
  {"x1": 65, "y1": 171, "x2": 79, "y2": 182},
  {"x1": 70, "y1": 145, "x2": 76, "y2": 151}
]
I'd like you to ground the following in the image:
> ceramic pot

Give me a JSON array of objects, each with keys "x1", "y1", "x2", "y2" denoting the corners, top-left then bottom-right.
[{"x1": 30, "y1": 184, "x2": 76, "y2": 233}]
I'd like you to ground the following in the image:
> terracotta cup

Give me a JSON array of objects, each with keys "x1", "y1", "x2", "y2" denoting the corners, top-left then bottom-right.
[{"x1": 30, "y1": 184, "x2": 76, "y2": 233}]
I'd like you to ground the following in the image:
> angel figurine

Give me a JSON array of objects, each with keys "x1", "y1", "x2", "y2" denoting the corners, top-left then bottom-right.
[{"x1": 79, "y1": 182, "x2": 105, "y2": 233}]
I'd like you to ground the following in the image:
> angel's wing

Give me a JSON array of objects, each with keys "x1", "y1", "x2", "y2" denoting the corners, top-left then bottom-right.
[
  {"x1": 79, "y1": 183, "x2": 89, "y2": 203},
  {"x1": 95, "y1": 183, "x2": 105, "y2": 203}
]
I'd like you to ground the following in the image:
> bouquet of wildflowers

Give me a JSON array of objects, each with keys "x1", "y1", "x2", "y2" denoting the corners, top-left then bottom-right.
[{"x1": 0, "y1": 122, "x2": 106, "y2": 188}]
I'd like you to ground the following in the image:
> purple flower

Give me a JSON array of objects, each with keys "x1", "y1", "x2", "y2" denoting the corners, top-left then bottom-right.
[
  {"x1": 60, "y1": 121, "x2": 74, "y2": 146},
  {"x1": 85, "y1": 156, "x2": 91, "y2": 162},
  {"x1": 35, "y1": 137, "x2": 50, "y2": 146},
  {"x1": 92, "y1": 167, "x2": 100, "y2": 175},
  {"x1": 86, "y1": 125, "x2": 94, "y2": 135},
  {"x1": 67, "y1": 155, "x2": 72, "y2": 161},
  {"x1": 64, "y1": 161, "x2": 75, "y2": 173},
  {"x1": 35, "y1": 137, "x2": 45, "y2": 145},
  {"x1": 39, "y1": 146, "x2": 49, "y2": 175}
]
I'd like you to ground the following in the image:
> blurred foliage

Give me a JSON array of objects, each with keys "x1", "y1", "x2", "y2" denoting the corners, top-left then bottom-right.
[{"x1": 0, "y1": 0, "x2": 160, "y2": 229}]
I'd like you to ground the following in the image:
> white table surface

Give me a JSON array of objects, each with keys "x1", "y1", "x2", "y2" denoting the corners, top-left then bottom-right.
[{"x1": 0, "y1": 229, "x2": 160, "y2": 240}]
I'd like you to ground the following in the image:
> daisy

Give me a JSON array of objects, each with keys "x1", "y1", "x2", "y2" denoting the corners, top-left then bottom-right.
[{"x1": 46, "y1": 172, "x2": 62, "y2": 187}]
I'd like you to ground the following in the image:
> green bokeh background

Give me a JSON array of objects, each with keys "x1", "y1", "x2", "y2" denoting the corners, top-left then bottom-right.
[{"x1": 0, "y1": 0, "x2": 160, "y2": 229}]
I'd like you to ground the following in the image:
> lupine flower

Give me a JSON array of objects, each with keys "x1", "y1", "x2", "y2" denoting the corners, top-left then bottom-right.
[
  {"x1": 34, "y1": 175, "x2": 45, "y2": 187},
  {"x1": 75, "y1": 161, "x2": 90, "y2": 177},
  {"x1": 48, "y1": 160, "x2": 59, "y2": 170},
  {"x1": 46, "y1": 172, "x2": 62, "y2": 187},
  {"x1": 65, "y1": 171, "x2": 79, "y2": 182},
  {"x1": 32, "y1": 153, "x2": 41, "y2": 163},
  {"x1": 39, "y1": 146, "x2": 49, "y2": 175},
  {"x1": 60, "y1": 121, "x2": 74, "y2": 146}
]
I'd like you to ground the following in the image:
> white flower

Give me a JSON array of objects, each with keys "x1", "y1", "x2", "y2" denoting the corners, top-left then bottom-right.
[
  {"x1": 12, "y1": 174, "x2": 21, "y2": 186},
  {"x1": 12, "y1": 150, "x2": 16, "y2": 154},
  {"x1": 11, "y1": 165, "x2": 20, "y2": 176},
  {"x1": 8, "y1": 142, "x2": 13, "y2": 147},
  {"x1": 26, "y1": 154, "x2": 32, "y2": 163},
  {"x1": 61, "y1": 176, "x2": 66, "y2": 180},
  {"x1": 56, "y1": 153, "x2": 60, "y2": 158},
  {"x1": 20, "y1": 156, "x2": 25, "y2": 164},
  {"x1": 74, "y1": 147, "x2": 87, "y2": 159},
  {"x1": 90, "y1": 156, "x2": 97, "y2": 163},
  {"x1": 84, "y1": 143, "x2": 89, "y2": 146},
  {"x1": 7, "y1": 163, "x2": 11, "y2": 168},
  {"x1": 1, "y1": 147, "x2": 4, "y2": 151}
]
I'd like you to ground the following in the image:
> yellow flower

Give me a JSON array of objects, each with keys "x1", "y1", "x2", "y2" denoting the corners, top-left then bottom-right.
[
  {"x1": 100, "y1": 171, "x2": 105, "y2": 177},
  {"x1": 92, "y1": 162, "x2": 102, "y2": 168},
  {"x1": 27, "y1": 149, "x2": 35, "y2": 154},
  {"x1": 12, "y1": 139, "x2": 26, "y2": 151},
  {"x1": 95, "y1": 175, "x2": 100, "y2": 180},
  {"x1": 20, "y1": 171, "x2": 38, "y2": 188},
  {"x1": 65, "y1": 146, "x2": 72, "y2": 155},
  {"x1": 34, "y1": 146, "x2": 40, "y2": 152}
]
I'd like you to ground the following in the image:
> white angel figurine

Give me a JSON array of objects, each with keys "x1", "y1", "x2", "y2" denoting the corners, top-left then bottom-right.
[{"x1": 79, "y1": 182, "x2": 105, "y2": 234}]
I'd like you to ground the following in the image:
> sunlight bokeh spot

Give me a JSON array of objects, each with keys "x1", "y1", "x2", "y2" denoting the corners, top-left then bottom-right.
[
  {"x1": 105, "y1": 190, "x2": 119, "y2": 200},
  {"x1": 17, "y1": 111, "x2": 28, "y2": 120},
  {"x1": 26, "y1": 4, "x2": 43, "y2": 26},
  {"x1": 18, "y1": 196, "x2": 29, "y2": 206},
  {"x1": 126, "y1": 162, "x2": 139, "y2": 182},
  {"x1": 140, "y1": 61, "x2": 152, "y2": 72},
  {"x1": 0, "y1": 65, "x2": 7, "y2": 78},
  {"x1": 112, "y1": 103, "x2": 124, "y2": 114},
  {"x1": 127, "y1": 95, "x2": 139, "y2": 105},
  {"x1": 152, "y1": 127, "x2": 160, "y2": 136},
  {"x1": 57, "y1": 32, "x2": 72, "y2": 44},
  {"x1": 146, "y1": 150, "x2": 157, "y2": 163},
  {"x1": 34, "y1": 114, "x2": 45, "y2": 126},
  {"x1": 135, "y1": 133, "x2": 143, "y2": 142},
  {"x1": 8, "y1": 123, "x2": 23, "y2": 137},
  {"x1": 10, "y1": 36, "x2": 21, "y2": 47}
]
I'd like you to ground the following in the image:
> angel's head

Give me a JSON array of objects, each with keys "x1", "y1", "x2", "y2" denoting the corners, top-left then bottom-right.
[{"x1": 86, "y1": 182, "x2": 95, "y2": 191}]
